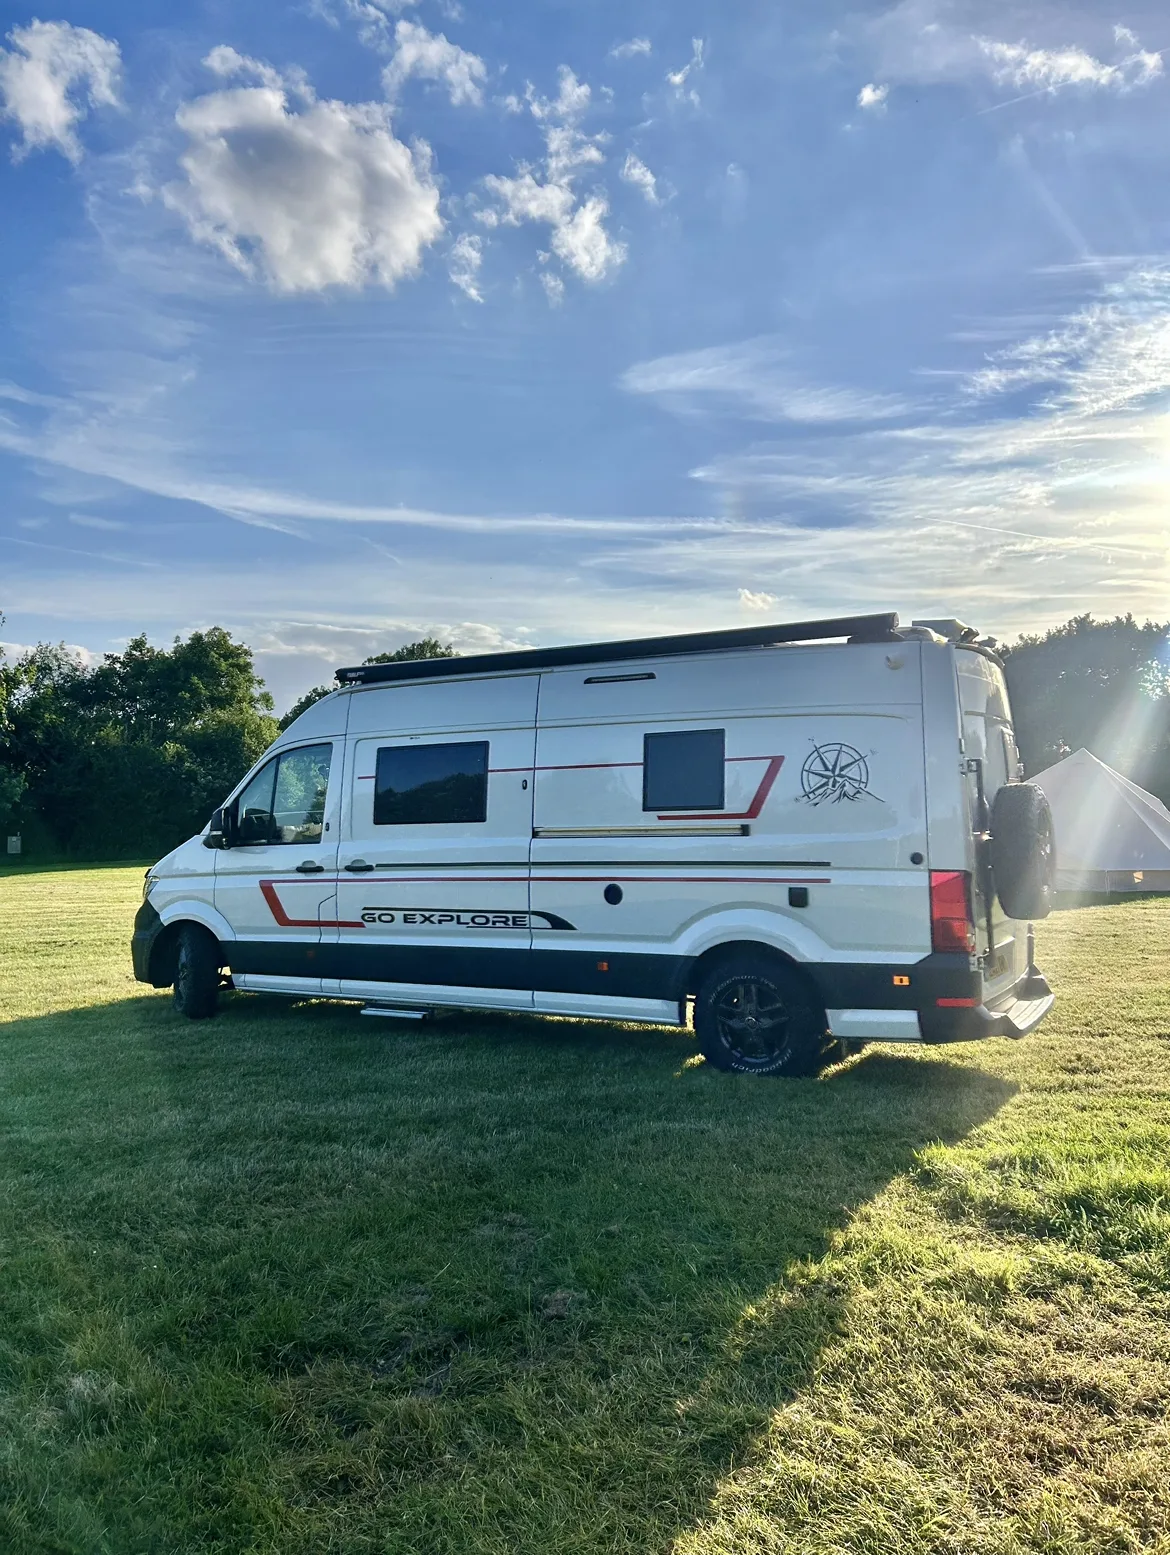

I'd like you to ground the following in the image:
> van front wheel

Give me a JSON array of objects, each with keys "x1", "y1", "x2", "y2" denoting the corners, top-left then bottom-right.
[
  {"x1": 173, "y1": 925, "x2": 221, "y2": 1020},
  {"x1": 694, "y1": 955, "x2": 828, "y2": 1077}
]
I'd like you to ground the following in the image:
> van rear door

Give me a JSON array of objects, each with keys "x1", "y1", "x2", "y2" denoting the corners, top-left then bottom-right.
[{"x1": 956, "y1": 652, "x2": 1028, "y2": 999}]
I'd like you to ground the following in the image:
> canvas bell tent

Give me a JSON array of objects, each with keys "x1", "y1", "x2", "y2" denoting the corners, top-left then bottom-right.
[{"x1": 1030, "y1": 748, "x2": 1170, "y2": 893}]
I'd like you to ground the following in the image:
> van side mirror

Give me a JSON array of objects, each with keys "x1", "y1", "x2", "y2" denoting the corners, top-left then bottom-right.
[{"x1": 204, "y1": 806, "x2": 231, "y2": 849}]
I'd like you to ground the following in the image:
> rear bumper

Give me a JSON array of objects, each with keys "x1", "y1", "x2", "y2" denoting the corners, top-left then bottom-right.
[
  {"x1": 819, "y1": 957, "x2": 1055, "y2": 1045},
  {"x1": 918, "y1": 969, "x2": 1054, "y2": 1044}
]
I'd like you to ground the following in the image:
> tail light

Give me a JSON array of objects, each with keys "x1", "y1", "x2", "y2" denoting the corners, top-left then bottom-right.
[{"x1": 930, "y1": 870, "x2": 976, "y2": 954}]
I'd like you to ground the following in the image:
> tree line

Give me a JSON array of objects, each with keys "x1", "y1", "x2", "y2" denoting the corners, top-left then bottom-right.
[
  {"x1": 0, "y1": 624, "x2": 452, "y2": 860},
  {"x1": 1, "y1": 612, "x2": 1167, "y2": 860}
]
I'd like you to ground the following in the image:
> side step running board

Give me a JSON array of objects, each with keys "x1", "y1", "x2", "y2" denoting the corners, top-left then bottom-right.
[{"x1": 361, "y1": 1006, "x2": 430, "y2": 1020}]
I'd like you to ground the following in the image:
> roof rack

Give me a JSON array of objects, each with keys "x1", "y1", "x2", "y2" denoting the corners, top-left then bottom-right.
[{"x1": 335, "y1": 611, "x2": 900, "y2": 687}]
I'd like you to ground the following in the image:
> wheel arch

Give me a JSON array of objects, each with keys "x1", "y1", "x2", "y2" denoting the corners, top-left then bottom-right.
[
  {"x1": 148, "y1": 915, "x2": 227, "y2": 986},
  {"x1": 683, "y1": 939, "x2": 828, "y2": 1024}
]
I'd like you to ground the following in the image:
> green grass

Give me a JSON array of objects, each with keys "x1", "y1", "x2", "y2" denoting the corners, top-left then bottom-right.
[{"x1": 1, "y1": 868, "x2": 1169, "y2": 1554}]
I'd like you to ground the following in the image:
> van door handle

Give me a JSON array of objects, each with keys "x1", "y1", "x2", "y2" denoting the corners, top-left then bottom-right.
[
  {"x1": 344, "y1": 860, "x2": 375, "y2": 872},
  {"x1": 295, "y1": 861, "x2": 325, "y2": 873}
]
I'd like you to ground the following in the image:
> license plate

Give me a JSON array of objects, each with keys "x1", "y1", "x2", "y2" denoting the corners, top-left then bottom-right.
[{"x1": 987, "y1": 951, "x2": 1008, "y2": 981}]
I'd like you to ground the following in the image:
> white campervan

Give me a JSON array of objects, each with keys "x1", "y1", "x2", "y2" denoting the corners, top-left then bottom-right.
[{"x1": 133, "y1": 613, "x2": 1055, "y2": 1076}]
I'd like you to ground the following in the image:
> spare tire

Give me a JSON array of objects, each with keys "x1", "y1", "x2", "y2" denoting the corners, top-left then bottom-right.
[{"x1": 989, "y1": 782, "x2": 1055, "y2": 920}]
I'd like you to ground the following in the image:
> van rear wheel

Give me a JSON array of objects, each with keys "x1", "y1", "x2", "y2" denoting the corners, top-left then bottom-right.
[
  {"x1": 173, "y1": 925, "x2": 221, "y2": 1020},
  {"x1": 695, "y1": 954, "x2": 828, "y2": 1077}
]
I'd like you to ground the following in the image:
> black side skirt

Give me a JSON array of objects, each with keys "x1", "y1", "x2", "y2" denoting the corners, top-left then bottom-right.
[{"x1": 224, "y1": 941, "x2": 978, "y2": 1009}]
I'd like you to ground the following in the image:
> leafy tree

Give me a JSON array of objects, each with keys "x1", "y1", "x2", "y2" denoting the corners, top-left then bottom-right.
[
  {"x1": 279, "y1": 638, "x2": 457, "y2": 730},
  {"x1": 0, "y1": 616, "x2": 28, "y2": 829},
  {"x1": 363, "y1": 636, "x2": 455, "y2": 665},
  {"x1": 1002, "y1": 614, "x2": 1170, "y2": 799},
  {"x1": 1, "y1": 627, "x2": 277, "y2": 859}
]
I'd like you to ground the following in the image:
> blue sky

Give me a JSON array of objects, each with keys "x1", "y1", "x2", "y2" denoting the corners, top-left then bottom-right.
[{"x1": 2, "y1": 0, "x2": 1169, "y2": 713}]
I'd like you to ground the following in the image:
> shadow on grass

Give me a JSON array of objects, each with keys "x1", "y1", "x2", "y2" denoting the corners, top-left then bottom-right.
[{"x1": 0, "y1": 989, "x2": 1017, "y2": 1554}]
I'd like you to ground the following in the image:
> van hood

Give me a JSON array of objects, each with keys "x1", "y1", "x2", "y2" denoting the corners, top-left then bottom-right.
[{"x1": 150, "y1": 832, "x2": 211, "y2": 879}]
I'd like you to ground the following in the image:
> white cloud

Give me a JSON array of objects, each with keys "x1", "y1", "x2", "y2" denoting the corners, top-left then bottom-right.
[
  {"x1": 163, "y1": 50, "x2": 442, "y2": 293},
  {"x1": 738, "y1": 588, "x2": 778, "y2": 612},
  {"x1": 0, "y1": 19, "x2": 120, "y2": 163},
  {"x1": 313, "y1": 0, "x2": 418, "y2": 51},
  {"x1": 548, "y1": 195, "x2": 619, "y2": 280},
  {"x1": 869, "y1": 5, "x2": 1163, "y2": 99},
  {"x1": 620, "y1": 151, "x2": 659, "y2": 204},
  {"x1": 0, "y1": 637, "x2": 97, "y2": 667},
  {"x1": 528, "y1": 67, "x2": 592, "y2": 125},
  {"x1": 666, "y1": 38, "x2": 704, "y2": 104},
  {"x1": 857, "y1": 82, "x2": 889, "y2": 111},
  {"x1": 610, "y1": 38, "x2": 651, "y2": 61},
  {"x1": 203, "y1": 44, "x2": 285, "y2": 92},
  {"x1": 479, "y1": 66, "x2": 626, "y2": 289},
  {"x1": 976, "y1": 35, "x2": 1162, "y2": 92},
  {"x1": 540, "y1": 271, "x2": 564, "y2": 306},
  {"x1": 623, "y1": 338, "x2": 910, "y2": 423},
  {"x1": 448, "y1": 231, "x2": 483, "y2": 299},
  {"x1": 382, "y1": 20, "x2": 486, "y2": 106}
]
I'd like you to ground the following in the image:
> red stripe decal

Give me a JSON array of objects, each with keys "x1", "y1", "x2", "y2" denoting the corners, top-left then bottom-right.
[
  {"x1": 659, "y1": 755, "x2": 785, "y2": 822},
  {"x1": 259, "y1": 880, "x2": 366, "y2": 929}
]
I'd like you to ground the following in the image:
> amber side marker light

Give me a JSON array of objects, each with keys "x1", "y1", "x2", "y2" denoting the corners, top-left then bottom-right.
[
  {"x1": 929, "y1": 869, "x2": 976, "y2": 955},
  {"x1": 892, "y1": 974, "x2": 910, "y2": 987}
]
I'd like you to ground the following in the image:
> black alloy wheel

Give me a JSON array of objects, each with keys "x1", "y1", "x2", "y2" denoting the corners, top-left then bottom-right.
[{"x1": 695, "y1": 953, "x2": 829, "y2": 1077}]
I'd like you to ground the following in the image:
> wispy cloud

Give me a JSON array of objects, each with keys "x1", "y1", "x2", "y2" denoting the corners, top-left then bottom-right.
[
  {"x1": 976, "y1": 35, "x2": 1162, "y2": 93},
  {"x1": 610, "y1": 38, "x2": 652, "y2": 61},
  {"x1": 69, "y1": 512, "x2": 126, "y2": 531},
  {"x1": 622, "y1": 337, "x2": 912, "y2": 423},
  {"x1": 620, "y1": 151, "x2": 659, "y2": 204},
  {"x1": 857, "y1": 82, "x2": 889, "y2": 111},
  {"x1": 677, "y1": 268, "x2": 1170, "y2": 594},
  {"x1": 666, "y1": 38, "x2": 704, "y2": 105},
  {"x1": 448, "y1": 231, "x2": 483, "y2": 300},
  {"x1": 870, "y1": 4, "x2": 1164, "y2": 101}
]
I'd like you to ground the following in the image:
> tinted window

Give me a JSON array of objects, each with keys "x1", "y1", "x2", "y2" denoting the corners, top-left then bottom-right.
[
  {"x1": 234, "y1": 744, "x2": 332, "y2": 845},
  {"x1": 374, "y1": 741, "x2": 488, "y2": 825},
  {"x1": 643, "y1": 728, "x2": 725, "y2": 811}
]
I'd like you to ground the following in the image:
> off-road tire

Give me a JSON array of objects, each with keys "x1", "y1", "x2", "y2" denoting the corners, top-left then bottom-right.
[
  {"x1": 989, "y1": 782, "x2": 1055, "y2": 920},
  {"x1": 173, "y1": 924, "x2": 221, "y2": 1020},
  {"x1": 694, "y1": 953, "x2": 830, "y2": 1077}
]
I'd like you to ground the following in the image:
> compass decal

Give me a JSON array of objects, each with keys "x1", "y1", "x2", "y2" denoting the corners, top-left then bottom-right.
[{"x1": 800, "y1": 742, "x2": 878, "y2": 806}]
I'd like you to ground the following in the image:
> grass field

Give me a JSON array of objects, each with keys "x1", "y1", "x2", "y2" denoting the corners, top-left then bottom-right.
[{"x1": 1, "y1": 866, "x2": 1169, "y2": 1554}]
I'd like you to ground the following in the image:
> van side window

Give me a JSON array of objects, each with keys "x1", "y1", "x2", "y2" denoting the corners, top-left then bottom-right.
[
  {"x1": 643, "y1": 728, "x2": 725, "y2": 811},
  {"x1": 235, "y1": 744, "x2": 332, "y2": 845},
  {"x1": 374, "y1": 741, "x2": 489, "y2": 825}
]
